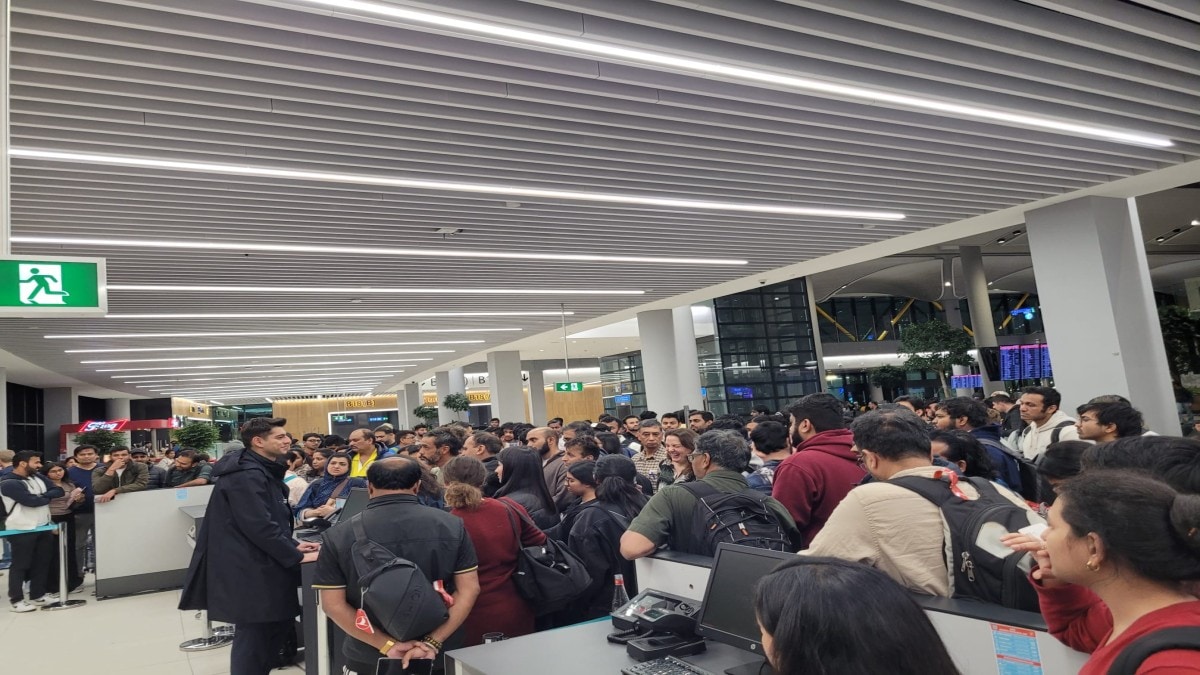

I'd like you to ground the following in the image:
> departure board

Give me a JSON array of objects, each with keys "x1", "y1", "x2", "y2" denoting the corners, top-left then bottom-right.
[{"x1": 999, "y1": 344, "x2": 1053, "y2": 380}]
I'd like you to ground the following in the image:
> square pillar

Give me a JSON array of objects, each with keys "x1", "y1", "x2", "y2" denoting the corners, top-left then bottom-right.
[
  {"x1": 436, "y1": 367, "x2": 466, "y2": 425},
  {"x1": 1025, "y1": 196, "x2": 1177, "y2": 435},
  {"x1": 487, "y1": 351, "x2": 526, "y2": 424},
  {"x1": 44, "y1": 387, "x2": 79, "y2": 457}
]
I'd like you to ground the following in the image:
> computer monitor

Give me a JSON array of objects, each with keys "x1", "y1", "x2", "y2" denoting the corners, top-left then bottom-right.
[
  {"x1": 695, "y1": 543, "x2": 793, "y2": 675},
  {"x1": 332, "y1": 487, "x2": 370, "y2": 526}
]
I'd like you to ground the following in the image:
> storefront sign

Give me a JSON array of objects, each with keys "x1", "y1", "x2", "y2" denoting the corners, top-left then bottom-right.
[
  {"x1": 0, "y1": 256, "x2": 107, "y2": 317},
  {"x1": 80, "y1": 419, "x2": 130, "y2": 432},
  {"x1": 346, "y1": 398, "x2": 376, "y2": 408}
]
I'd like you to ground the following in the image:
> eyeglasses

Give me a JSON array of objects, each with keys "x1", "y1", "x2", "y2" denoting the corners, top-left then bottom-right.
[
  {"x1": 686, "y1": 451, "x2": 707, "y2": 462},
  {"x1": 854, "y1": 450, "x2": 866, "y2": 467}
]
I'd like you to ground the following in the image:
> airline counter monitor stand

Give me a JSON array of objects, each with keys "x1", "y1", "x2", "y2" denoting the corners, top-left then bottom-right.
[{"x1": 179, "y1": 506, "x2": 234, "y2": 651}]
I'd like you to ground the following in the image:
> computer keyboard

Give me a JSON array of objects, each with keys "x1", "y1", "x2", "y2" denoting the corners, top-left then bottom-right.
[{"x1": 621, "y1": 656, "x2": 716, "y2": 675}]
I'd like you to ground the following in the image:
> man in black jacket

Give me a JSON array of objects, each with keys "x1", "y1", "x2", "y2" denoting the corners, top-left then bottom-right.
[{"x1": 179, "y1": 417, "x2": 319, "y2": 675}]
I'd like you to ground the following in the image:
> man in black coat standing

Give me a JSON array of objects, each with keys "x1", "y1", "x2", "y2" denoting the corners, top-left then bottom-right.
[{"x1": 180, "y1": 417, "x2": 319, "y2": 675}]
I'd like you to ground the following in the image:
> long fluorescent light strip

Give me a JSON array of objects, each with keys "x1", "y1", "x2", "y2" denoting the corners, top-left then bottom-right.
[
  {"x1": 68, "y1": 339, "x2": 483, "y2": 354},
  {"x1": 95, "y1": 358, "x2": 433, "y2": 372},
  {"x1": 47, "y1": 327, "x2": 521, "y2": 339},
  {"x1": 8, "y1": 149, "x2": 902, "y2": 223},
  {"x1": 152, "y1": 376, "x2": 387, "y2": 390},
  {"x1": 12, "y1": 233, "x2": 746, "y2": 266},
  {"x1": 161, "y1": 388, "x2": 381, "y2": 397},
  {"x1": 100, "y1": 310, "x2": 575, "y2": 320},
  {"x1": 107, "y1": 284, "x2": 644, "y2": 295},
  {"x1": 288, "y1": 0, "x2": 1172, "y2": 148},
  {"x1": 159, "y1": 382, "x2": 383, "y2": 393},
  {"x1": 81, "y1": 350, "x2": 455, "y2": 364},
  {"x1": 119, "y1": 365, "x2": 419, "y2": 381}
]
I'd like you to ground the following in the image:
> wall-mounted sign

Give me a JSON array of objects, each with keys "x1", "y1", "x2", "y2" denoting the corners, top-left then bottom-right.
[
  {"x1": 0, "y1": 256, "x2": 108, "y2": 317},
  {"x1": 80, "y1": 419, "x2": 130, "y2": 432},
  {"x1": 346, "y1": 398, "x2": 376, "y2": 408},
  {"x1": 555, "y1": 382, "x2": 585, "y2": 392}
]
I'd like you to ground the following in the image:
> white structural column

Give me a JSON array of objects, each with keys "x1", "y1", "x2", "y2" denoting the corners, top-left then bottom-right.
[
  {"x1": 401, "y1": 382, "x2": 421, "y2": 428},
  {"x1": 487, "y1": 351, "x2": 525, "y2": 423},
  {"x1": 0, "y1": 368, "x2": 7, "y2": 450},
  {"x1": 526, "y1": 366, "x2": 547, "y2": 425},
  {"x1": 105, "y1": 398, "x2": 132, "y2": 448},
  {"x1": 960, "y1": 245, "x2": 1006, "y2": 395},
  {"x1": 637, "y1": 307, "x2": 702, "y2": 413},
  {"x1": 43, "y1": 387, "x2": 79, "y2": 457},
  {"x1": 1025, "y1": 196, "x2": 1177, "y2": 435},
  {"x1": 672, "y1": 307, "x2": 704, "y2": 411},
  {"x1": 436, "y1": 367, "x2": 466, "y2": 425}
]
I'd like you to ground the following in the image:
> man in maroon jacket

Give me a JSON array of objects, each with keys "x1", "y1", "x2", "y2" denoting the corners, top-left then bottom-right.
[{"x1": 771, "y1": 393, "x2": 866, "y2": 548}]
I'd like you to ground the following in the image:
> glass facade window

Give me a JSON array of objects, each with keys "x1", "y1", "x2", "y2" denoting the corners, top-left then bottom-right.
[
  {"x1": 817, "y1": 293, "x2": 1046, "y2": 343},
  {"x1": 601, "y1": 352, "x2": 646, "y2": 417},
  {"x1": 708, "y1": 279, "x2": 821, "y2": 416},
  {"x1": 6, "y1": 382, "x2": 45, "y2": 455}
]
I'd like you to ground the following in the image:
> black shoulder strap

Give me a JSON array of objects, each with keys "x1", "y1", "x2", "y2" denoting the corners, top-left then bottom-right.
[
  {"x1": 889, "y1": 475, "x2": 958, "y2": 507},
  {"x1": 679, "y1": 480, "x2": 719, "y2": 501},
  {"x1": 350, "y1": 513, "x2": 368, "y2": 543},
  {"x1": 1050, "y1": 419, "x2": 1075, "y2": 445},
  {"x1": 1107, "y1": 627, "x2": 1200, "y2": 675}
]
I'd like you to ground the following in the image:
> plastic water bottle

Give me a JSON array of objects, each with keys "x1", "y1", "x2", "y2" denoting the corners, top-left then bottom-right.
[{"x1": 611, "y1": 573, "x2": 630, "y2": 611}]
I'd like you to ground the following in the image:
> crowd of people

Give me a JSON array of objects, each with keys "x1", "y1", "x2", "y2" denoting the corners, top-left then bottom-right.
[{"x1": 4, "y1": 384, "x2": 1199, "y2": 675}]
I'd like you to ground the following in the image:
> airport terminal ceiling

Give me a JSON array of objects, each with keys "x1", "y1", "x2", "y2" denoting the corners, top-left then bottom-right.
[{"x1": 1, "y1": 0, "x2": 1199, "y2": 402}]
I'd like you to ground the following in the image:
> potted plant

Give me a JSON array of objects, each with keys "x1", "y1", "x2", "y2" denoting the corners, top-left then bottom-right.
[
  {"x1": 898, "y1": 319, "x2": 976, "y2": 399},
  {"x1": 171, "y1": 421, "x2": 221, "y2": 453},
  {"x1": 72, "y1": 429, "x2": 127, "y2": 455},
  {"x1": 442, "y1": 393, "x2": 472, "y2": 422},
  {"x1": 412, "y1": 405, "x2": 440, "y2": 425}
]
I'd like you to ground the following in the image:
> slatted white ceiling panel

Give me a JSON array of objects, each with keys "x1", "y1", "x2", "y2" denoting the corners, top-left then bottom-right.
[{"x1": 3, "y1": 0, "x2": 1197, "y2": 401}]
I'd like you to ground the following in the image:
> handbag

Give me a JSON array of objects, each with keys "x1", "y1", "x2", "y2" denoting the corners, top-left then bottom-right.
[{"x1": 499, "y1": 497, "x2": 593, "y2": 616}]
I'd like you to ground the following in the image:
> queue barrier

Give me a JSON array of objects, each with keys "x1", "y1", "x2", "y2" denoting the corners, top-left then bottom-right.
[{"x1": 0, "y1": 522, "x2": 87, "y2": 611}]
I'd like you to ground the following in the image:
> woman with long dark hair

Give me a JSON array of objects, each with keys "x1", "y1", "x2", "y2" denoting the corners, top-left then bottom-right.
[
  {"x1": 1011, "y1": 470, "x2": 1200, "y2": 673},
  {"x1": 755, "y1": 557, "x2": 960, "y2": 675},
  {"x1": 293, "y1": 453, "x2": 365, "y2": 521},
  {"x1": 493, "y1": 447, "x2": 558, "y2": 529},
  {"x1": 562, "y1": 455, "x2": 648, "y2": 621},
  {"x1": 929, "y1": 429, "x2": 999, "y2": 482},
  {"x1": 442, "y1": 456, "x2": 545, "y2": 646},
  {"x1": 42, "y1": 461, "x2": 84, "y2": 595}
]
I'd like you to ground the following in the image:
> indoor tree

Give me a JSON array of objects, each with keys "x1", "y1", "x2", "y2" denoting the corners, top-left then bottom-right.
[
  {"x1": 172, "y1": 421, "x2": 221, "y2": 453},
  {"x1": 442, "y1": 393, "x2": 472, "y2": 422},
  {"x1": 72, "y1": 429, "x2": 127, "y2": 455},
  {"x1": 898, "y1": 319, "x2": 976, "y2": 399},
  {"x1": 869, "y1": 365, "x2": 908, "y2": 401}
]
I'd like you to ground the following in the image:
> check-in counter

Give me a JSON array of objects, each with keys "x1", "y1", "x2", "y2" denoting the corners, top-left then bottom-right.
[
  {"x1": 443, "y1": 551, "x2": 1090, "y2": 675},
  {"x1": 94, "y1": 485, "x2": 213, "y2": 598}
]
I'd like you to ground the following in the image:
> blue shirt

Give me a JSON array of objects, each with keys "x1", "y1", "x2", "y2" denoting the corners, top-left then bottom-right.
[{"x1": 67, "y1": 464, "x2": 101, "y2": 513}]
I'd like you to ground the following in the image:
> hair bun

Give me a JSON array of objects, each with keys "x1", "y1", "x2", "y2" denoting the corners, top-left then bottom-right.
[{"x1": 1169, "y1": 493, "x2": 1200, "y2": 554}]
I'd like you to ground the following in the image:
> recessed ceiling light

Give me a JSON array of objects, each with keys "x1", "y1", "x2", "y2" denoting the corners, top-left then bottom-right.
[
  {"x1": 80, "y1": 350, "x2": 454, "y2": 364},
  {"x1": 8, "y1": 149, "x2": 904, "y2": 222},
  {"x1": 1191, "y1": 219, "x2": 1200, "y2": 227},
  {"x1": 105, "y1": 284, "x2": 645, "y2": 295},
  {"x1": 45, "y1": 327, "x2": 521, "y2": 339},
  {"x1": 67, "y1": 340, "x2": 483, "y2": 354},
  {"x1": 283, "y1": 0, "x2": 1173, "y2": 148},
  {"x1": 101, "y1": 311, "x2": 574, "y2": 320}
]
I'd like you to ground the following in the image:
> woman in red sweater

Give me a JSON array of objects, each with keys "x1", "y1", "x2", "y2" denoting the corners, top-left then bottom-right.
[
  {"x1": 442, "y1": 455, "x2": 547, "y2": 646},
  {"x1": 1027, "y1": 470, "x2": 1200, "y2": 674}
]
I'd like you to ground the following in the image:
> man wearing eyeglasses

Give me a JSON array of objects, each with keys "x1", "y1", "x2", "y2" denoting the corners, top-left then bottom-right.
[{"x1": 619, "y1": 430, "x2": 799, "y2": 560}]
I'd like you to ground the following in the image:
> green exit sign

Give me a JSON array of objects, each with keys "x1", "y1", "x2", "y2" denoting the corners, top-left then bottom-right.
[
  {"x1": 0, "y1": 256, "x2": 108, "y2": 317},
  {"x1": 555, "y1": 381, "x2": 585, "y2": 392}
]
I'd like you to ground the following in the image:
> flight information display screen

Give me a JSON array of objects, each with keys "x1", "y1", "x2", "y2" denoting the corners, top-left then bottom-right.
[{"x1": 999, "y1": 344, "x2": 1053, "y2": 380}]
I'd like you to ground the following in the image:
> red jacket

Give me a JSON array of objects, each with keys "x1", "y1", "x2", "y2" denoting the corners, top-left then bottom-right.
[
  {"x1": 1035, "y1": 580, "x2": 1200, "y2": 673},
  {"x1": 770, "y1": 428, "x2": 866, "y2": 548}
]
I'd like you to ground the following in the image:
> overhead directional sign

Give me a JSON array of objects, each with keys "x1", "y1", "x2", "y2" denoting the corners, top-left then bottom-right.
[
  {"x1": 0, "y1": 255, "x2": 107, "y2": 317},
  {"x1": 554, "y1": 381, "x2": 585, "y2": 392}
]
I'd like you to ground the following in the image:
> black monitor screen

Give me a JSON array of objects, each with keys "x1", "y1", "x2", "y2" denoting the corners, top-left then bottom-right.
[
  {"x1": 333, "y1": 488, "x2": 370, "y2": 526},
  {"x1": 696, "y1": 544, "x2": 794, "y2": 654}
]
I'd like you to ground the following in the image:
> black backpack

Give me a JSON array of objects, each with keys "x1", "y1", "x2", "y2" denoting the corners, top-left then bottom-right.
[
  {"x1": 680, "y1": 481, "x2": 793, "y2": 556},
  {"x1": 979, "y1": 437, "x2": 1041, "y2": 503},
  {"x1": 891, "y1": 474, "x2": 1041, "y2": 611},
  {"x1": 1108, "y1": 627, "x2": 1200, "y2": 674},
  {"x1": 349, "y1": 516, "x2": 448, "y2": 641}
]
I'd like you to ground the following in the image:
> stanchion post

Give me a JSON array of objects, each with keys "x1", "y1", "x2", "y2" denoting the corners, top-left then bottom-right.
[
  {"x1": 41, "y1": 522, "x2": 86, "y2": 611},
  {"x1": 316, "y1": 592, "x2": 330, "y2": 675}
]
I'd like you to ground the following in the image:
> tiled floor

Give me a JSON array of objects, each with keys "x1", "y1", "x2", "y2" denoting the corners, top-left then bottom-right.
[{"x1": 0, "y1": 569, "x2": 305, "y2": 675}]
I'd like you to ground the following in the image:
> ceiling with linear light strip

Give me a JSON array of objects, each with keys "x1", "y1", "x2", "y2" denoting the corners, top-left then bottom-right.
[{"x1": 2, "y1": 0, "x2": 1198, "y2": 403}]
